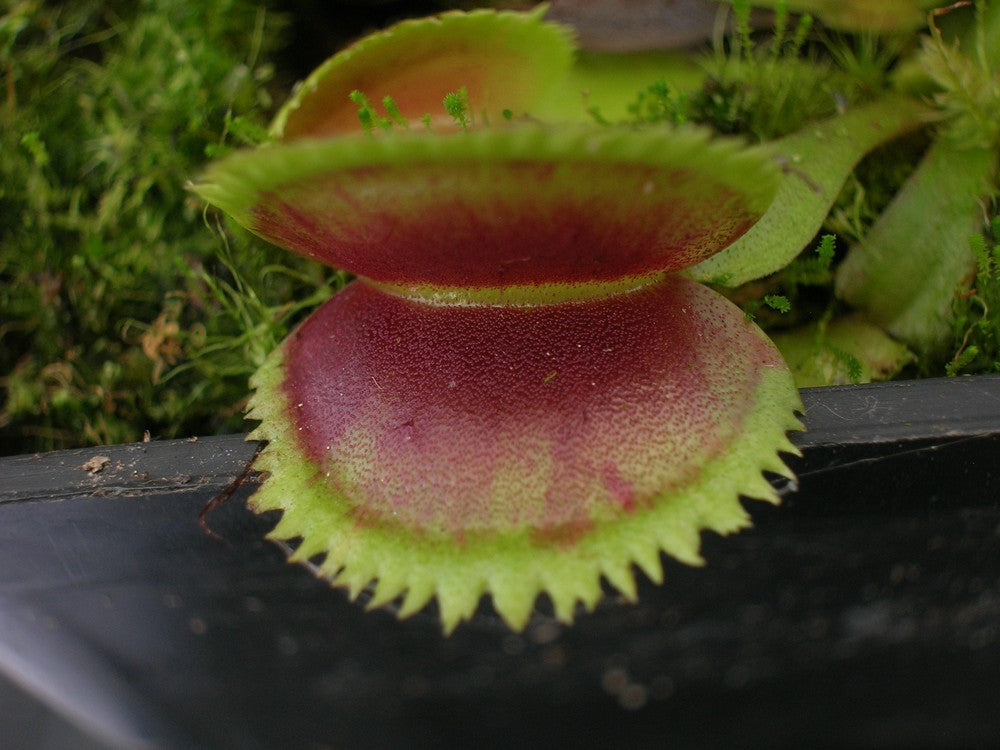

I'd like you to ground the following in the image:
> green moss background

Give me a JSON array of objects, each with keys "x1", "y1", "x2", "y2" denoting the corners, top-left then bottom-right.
[
  {"x1": 0, "y1": 1, "x2": 492, "y2": 456},
  {"x1": 2, "y1": 0, "x2": 997, "y2": 456},
  {"x1": 0, "y1": 0, "x2": 321, "y2": 454}
]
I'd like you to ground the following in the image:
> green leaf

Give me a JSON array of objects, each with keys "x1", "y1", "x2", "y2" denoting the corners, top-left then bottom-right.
[
  {"x1": 19, "y1": 132, "x2": 50, "y2": 167},
  {"x1": 771, "y1": 315, "x2": 915, "y2": 387},
  {"x1": 946, "y1": 344, "x2": 980, "y2": 376},
  {"x1": 687, "y1": 95, "x2": 933, "y2": 287},
  {"x1": 835, "y1": 136, "x2": 998, "y2": 356}
]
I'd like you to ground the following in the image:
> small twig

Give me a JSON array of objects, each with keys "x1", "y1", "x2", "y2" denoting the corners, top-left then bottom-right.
[
  {"x1": 199, "y1": 441, "x2": 264, "y2": 541},
  {"x1": 930, "y1": 0, "x2": 973, "y2": 23},
  {"x1": 4, "y1": 59, "x2": 15, "y2": 111}
]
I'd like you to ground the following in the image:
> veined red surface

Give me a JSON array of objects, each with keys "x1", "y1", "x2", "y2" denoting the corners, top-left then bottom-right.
[
  {"x1": 251, "y1": 161, "x2": 757, "y2": 289},
  {"x1": 281, "y1": 277, "x2": 782, "y2": 540}
]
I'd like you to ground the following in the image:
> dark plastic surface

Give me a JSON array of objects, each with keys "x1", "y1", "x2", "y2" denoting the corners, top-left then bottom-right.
[{"x1": 2, "y1": 377, "x2": 999, "y2": 749}]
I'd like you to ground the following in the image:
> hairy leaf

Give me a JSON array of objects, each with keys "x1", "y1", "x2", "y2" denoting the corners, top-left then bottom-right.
[
  {"x1": 835, "y1": 136, "x2": 998, "y2": 355},
  {"x1": 688, "y1": 95, "x2": 933, "y2": 286}
]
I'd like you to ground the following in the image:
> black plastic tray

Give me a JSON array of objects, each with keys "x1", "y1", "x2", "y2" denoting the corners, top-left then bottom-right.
[{"x1": 2, "y1": 376, "x2": 999, "y2": 749}]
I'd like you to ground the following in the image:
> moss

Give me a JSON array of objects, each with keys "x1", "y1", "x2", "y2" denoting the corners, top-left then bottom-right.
[
  {"x1": 3, "y1": 1, "x2": 997, "y2": 455},
  {"x1": 687, "y1": 6, "x2": 909, "y2": 141},
  {"x1": 949, "y1": 215, "x2": 1000, "y2": 376},
  {"x1": 0, "y1": 0, "x2": 338, "y2": 453}
]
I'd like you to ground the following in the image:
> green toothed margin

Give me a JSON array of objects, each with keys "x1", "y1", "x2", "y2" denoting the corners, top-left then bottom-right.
[
  {"x1": 269, "y1": 6, "x2": 576, "y2": 139},
  {"x1": 244, "y1": 321, "x2": 803, "y2": 634},
  {"x1": 192, "y1": 124, "x2": 780, "y2": 247}
]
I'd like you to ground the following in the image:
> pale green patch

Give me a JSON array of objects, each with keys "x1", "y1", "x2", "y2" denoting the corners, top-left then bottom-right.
[
  {"x1": 536, "y1": 51, "x2": 705, "y2": 124},
  {"x1": 772, "y1": 315, "x2": 915, "y2": 388},
  {"x1": 745, "y1": 0, "x2": 938, "y2": 32}
]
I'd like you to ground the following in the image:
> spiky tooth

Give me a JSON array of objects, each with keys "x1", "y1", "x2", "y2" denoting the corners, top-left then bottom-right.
[
  {"x1": 365, "y1": 571, "x2": 408, "y2": 610},
  {"x1": 543, "y1": 564, "x2": 602, "y2": 623},
  {"x1": 436, "y1": 571, "x2": 486, "y2": 633},
  {"x1": 657, "y1": 519, "x2": 705, "y2": 567},
  {"x1": 397, "y1": 577, "x2": 436, "y2": 620},
  {"x1": 267, "y1": 508, "x2": 309, "y2": 539},
  {"x1": 629, "y1": 539, "x2": 665, "y2": 584},
  {"x1": 736, "y1": 470, "x2": 784, "y2": 506},
  {"x1": 699, "y1": 493, "x2": 752, "y2": 535},
  {"x1": 763, "y1": 444, "x2": 798, "y2": 474},
  {"x1": 335, "y1": 564, "x2": 376, "y2": 600},
  {"x1": 286, "y1": 532, "x2": 330, "y2": 564},
  {"x1": 490, "y1": 574, "x2": 538, "y2": 632},
  {"x1": 601, "y1": 562, "x2": 638, "y2": 601}
]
